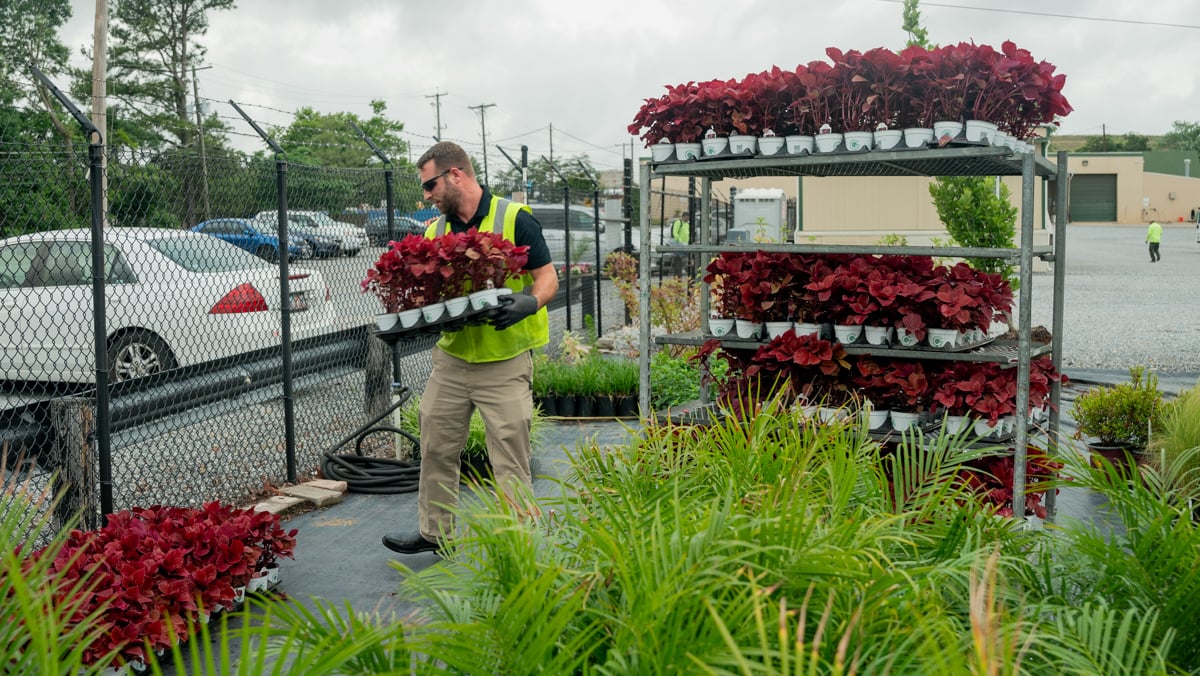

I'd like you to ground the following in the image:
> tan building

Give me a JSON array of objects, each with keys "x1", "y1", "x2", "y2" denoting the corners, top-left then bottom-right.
[
  {"x1": 1064, "y1": 151, "x2": 1200, "y2": 223},
  {"x1": 646, "y1": 149, "x2": 1200, "y2": 243}
]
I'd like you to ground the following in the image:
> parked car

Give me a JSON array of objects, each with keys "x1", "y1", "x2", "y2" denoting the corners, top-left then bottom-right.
[
  {"x1": 257, "y1": 210, "x2": 367, "y2": 257},
  {"x1": 278, "y1": 221, "x2": 342, "y2": 259},
  {"x1": 192, "y1": 218, "x2": 309, "y2": 261},
  {"x1": 0, "y1": 228, "x2": 334, "y2": 383},
  {"x1": 528, "y1": 204, "x2": 602, "y2": 272},
  {"x1": 364, "y1": 215, "x2": 427, "y2": 246}
]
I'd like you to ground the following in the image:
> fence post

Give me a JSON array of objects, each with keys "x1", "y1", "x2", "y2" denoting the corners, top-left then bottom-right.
[
  {"x1": 364, "y1": 329, "x2": 392, "y2": 425},
  {"x1": 51, "y1": 398, "x2": 99, "y2": 531},
  {"x1": 230, "y1": 101, "x2": 297, "y2": 483}
]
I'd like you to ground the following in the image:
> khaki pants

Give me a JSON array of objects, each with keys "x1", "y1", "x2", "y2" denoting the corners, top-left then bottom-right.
[{"x1": 417, "y1": 346, "x2": 533, "y2": 539}]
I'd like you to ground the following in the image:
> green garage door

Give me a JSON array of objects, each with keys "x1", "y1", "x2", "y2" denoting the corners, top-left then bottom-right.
[{"x1": 1070, "y1": 174, "x2": 1117, "y2": 222}]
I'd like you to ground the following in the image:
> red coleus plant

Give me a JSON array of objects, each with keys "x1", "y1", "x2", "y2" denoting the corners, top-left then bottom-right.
[
  {"x1": 826, "y1": 47, "x2": 877, "y2": 132},
  {"x1": 630, "y1": 41, "x2": 1071, "y2": 147},
  {"x1": 852, "y1": 357, "x2": 930, "y2": 411},
  {"x1": 703, "y1": 252, "x2": 750, "y2": 318},
  {"x1": 805, "y1": 255, "x2": 882, "y2": 326},
  {"x1": 857, "y1": 47, "x2": 910, "y2": 129},
  {"x1": 960, "y1": 446, "x2": 1063, "y2": 519},
  {"x1": 363, "y1": 229, "x2": 529, "y2": 312},
  {"x1": 737, "y1": 251, "x2": 798, "y2": 322},
  {"x1": 39, "y1": 502, "x2": 297, "y2": 667},
  {"x1": 788, "y1": 59, "x2": 839, "y2": 136},
  {"x1": 746, "y1": 332, "x2": 853, "y2": 406},
  {"x1": 1028, "y1": 356, "x2": 1066, "y2": 413},
  {"x1": 457, "y1": 227, "x2": 529, "y2": 292}
]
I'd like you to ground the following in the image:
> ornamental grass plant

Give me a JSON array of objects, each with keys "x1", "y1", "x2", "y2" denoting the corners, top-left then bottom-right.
[{"x1": 11, "y1": 400, "x2": 1200, "y2": 673}]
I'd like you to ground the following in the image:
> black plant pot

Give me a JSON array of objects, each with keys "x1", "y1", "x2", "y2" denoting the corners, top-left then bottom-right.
[
  {"x1": 595, "y1": 396, "x2": 616, "y2": 417},
  {"x1": 537, "y1": 394, "x2": 558, "y2": 416},
  {"x1": 576, "y1": 395, "x2": 595, "y2": 418},
  {"x1": 460, "y1": 452, "x2": 493, "y2": 483},
  {"x1": 556, "y1": 394, "x2": 577, "y2": 417},
  {"x1": 616, "y1": 395, "x2": 638, "y2": 417}
]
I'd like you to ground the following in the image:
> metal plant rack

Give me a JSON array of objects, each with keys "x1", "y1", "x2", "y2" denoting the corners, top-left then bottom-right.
[{"x1": 636, "y1": 144, "x2": 1070, "y2": 522}]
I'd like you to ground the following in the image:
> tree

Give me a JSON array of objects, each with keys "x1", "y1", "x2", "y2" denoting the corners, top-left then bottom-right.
[
  {"x1": 272, "y1": 101, "x2": 409, "y2": 168},
  {"x1": 1076, "y1": 132, "x2": 1150, "y2": 153},
  {"x1": 928, "y1": 176, "x2": 1018, "y2": 289},
  {"x1": 901, "y1": 0, "x2": 934, "y2": 49},
  {"x1": 101, "y1": 0, "x2": 234, "y2": 151},
  {"x1": 491, "y1": 153, "x2": 599, "y2": 203},
  {"x1": 0, "y1": 0, "x2": 73, "y2": 133},
  {"x1": 99, "y1": 0, "x2": 235, "y2": 226},
  {"x1": 1162, "y1": 121, "x2": 1200, "y2": 153}
]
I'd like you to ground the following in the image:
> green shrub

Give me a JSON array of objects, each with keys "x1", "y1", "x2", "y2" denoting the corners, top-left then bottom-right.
[
  {"x1": 929, "y1": 175, "x2": 1019, "y2": 288},
  {"x1": 649, "y1": 350, "x2": 701, "y2": 410},
  {"x1": 1070, "y1": 366, "x2": 1165, "y2": 448}
]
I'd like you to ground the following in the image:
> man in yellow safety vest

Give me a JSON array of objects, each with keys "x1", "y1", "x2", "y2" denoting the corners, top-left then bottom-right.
[
  {"x1": 382, "y1": 141, "x2": 558, "y2": 555},
  {"x1": 1146, "y1": 220, "x2": 1162, "y2": 262}
]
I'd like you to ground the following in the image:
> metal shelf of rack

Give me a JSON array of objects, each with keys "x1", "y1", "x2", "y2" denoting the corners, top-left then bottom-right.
[
  {"x1": 653, "y1": 332, "x2": 1053, "y2": 365},
  {"x1": 636, "y1": 145, "x2": 1071, "y2": 523}
]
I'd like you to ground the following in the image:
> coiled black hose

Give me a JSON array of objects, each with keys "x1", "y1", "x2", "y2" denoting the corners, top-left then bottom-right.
[{"x1": 320, "y1": 390, "x2": 423, "y2": 494}]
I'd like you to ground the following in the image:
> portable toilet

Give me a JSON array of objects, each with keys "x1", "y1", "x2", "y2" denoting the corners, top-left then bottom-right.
[{"x1": 731, "y1": 188, "x2": 786, "y2": 243}]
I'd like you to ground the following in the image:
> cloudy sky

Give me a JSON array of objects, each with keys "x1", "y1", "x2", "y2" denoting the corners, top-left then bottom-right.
[{"x1": 62, "y1": 0, "x2": 1200, "y2": 176}]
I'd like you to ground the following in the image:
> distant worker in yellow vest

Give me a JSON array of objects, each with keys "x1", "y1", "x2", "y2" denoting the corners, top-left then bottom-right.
[
  {"x1": 1146, "y1": 220, "x2": 1162, "y2": 262},
  {"x1": 382, "y1": 141, "x2": 558, "y2": 556},
  {"x1": 668, "y1": 212, "x2": 690, "y2": 274}
]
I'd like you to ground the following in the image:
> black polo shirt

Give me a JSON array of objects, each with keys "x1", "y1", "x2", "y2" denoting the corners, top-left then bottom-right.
[{"x1": 440, "y1": 187, "x2": 552, "y2": 270}]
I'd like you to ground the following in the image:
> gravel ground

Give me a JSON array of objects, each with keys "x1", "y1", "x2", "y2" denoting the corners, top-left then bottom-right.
[{"x1": 1027, "y1": 223, "x2": 1200, "y2": 378}]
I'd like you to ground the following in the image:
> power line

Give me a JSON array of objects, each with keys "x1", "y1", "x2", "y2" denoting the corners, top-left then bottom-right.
[{"x1": 875, "y1": 0, "x2": 1200, "y2": 30}]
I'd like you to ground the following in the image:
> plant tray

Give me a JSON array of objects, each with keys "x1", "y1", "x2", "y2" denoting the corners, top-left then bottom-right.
[
  {"x1": 657, "y1": 403, "x2": 724, "y2": 426},
  {"x1": 865, "y1": 417, "x2": 940, "y2": 443},
  {"x1": 376, "y1": 304, "x2": 503, "y2": 344},
  {"x1": 849, "y1": 334, "x2": 997, "y2": 353}
]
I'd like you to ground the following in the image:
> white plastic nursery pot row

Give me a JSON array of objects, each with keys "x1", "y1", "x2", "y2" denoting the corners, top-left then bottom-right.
[
  {"x1": 649, "y1": 119, "x2": 1036, "y2": 163},
  {"x1": 794, "y1": 403, "x2": 1049, "y2": 440},
  {"x1": 374, "y1": 287, "x2": 511, "y2": 335},
  {"x1": 708, "y1": 318, "x2": 995, "y2": 351}
]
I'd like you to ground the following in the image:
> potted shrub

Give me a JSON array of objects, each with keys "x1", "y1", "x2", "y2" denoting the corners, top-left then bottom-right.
[{"x1": 1071, "y1": 366, "x2": 1166, "y2": 466}]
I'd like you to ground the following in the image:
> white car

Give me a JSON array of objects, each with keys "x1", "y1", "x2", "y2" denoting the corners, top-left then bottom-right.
[
  {"x1": 0, "y1": 228, "x2": 334, "y2": 383},
  {"x1": 257, "y1": 210, "x2": 367, "y2": 257}
]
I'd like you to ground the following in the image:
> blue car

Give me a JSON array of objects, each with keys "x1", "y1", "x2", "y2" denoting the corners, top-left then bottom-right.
[{"x1": 192, "y1": 218, "x2": 308, "y2": 261}]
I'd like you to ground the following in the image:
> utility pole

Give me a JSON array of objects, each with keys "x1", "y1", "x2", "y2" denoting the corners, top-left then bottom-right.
[
  {"x1": 191, "y1": 64, "x2": 212, "y2": 221},
  {"x1": 469, "y1": 102, "x2": 496, "y2": 185},
  {"x1": 91, "y1": 0, "x2": 108, "y2": 221},
  {"x1": 549, "y1": 122, "x2": 554, "y2": 165},
  {"x1": 426, "y1": 90, "x2": 447, "y2": 141}
]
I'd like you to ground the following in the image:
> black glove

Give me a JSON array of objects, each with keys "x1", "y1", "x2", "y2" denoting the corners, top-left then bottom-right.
[{"x1": 491, "y1": 292, "x2": 539, "y2": 330}]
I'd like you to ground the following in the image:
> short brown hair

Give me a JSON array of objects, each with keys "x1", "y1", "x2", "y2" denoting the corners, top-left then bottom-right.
[{"x1": 417, "y1": 141, "x2": 475, "y2": 178}]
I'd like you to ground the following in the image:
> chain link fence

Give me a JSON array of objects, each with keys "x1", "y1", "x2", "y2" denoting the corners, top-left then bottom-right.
[{"x1": 1, "y1": 133, "x2": 630, "y2": 536}]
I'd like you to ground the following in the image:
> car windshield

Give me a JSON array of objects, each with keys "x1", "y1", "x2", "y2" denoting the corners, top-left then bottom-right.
[{"x1": 145, "y1": 234, "x2": 271, "y2": 272}]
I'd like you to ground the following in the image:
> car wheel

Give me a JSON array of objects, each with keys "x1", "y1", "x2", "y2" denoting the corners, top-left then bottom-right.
[
  {"x1": 299, "y1": 241, "x2": 315, "y2": 259},
  {"x1": 256, "y1": 245, "x2": 278, "y2": 262},
  {"x1": 107, "y1": 331, "x2": 176, "y2": 382}
]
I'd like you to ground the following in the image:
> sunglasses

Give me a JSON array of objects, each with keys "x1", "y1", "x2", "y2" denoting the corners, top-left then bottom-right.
[{"x1": 421, "y1": 168, "x2": 454, "y2": 192}]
